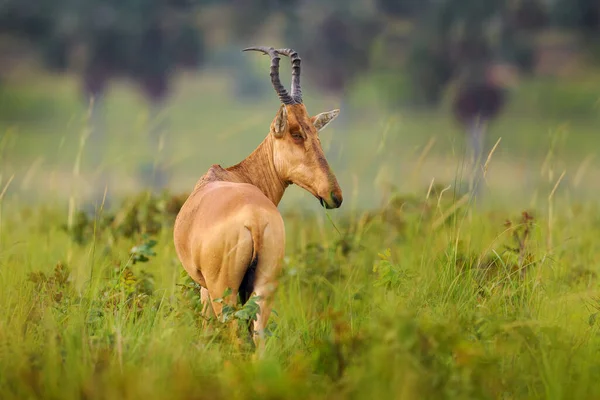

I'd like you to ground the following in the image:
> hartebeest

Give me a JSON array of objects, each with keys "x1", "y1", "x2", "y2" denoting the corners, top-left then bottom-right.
[{"x1": 173, "y1": 46, "x2": 343, "y2": 350}]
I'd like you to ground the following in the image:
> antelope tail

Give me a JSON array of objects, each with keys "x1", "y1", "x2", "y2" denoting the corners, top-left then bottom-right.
[{"x1": 239, "y1": 225, "x2": 261, "y2": 305}]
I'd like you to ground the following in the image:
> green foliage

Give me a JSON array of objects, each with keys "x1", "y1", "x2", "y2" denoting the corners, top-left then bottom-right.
[
  {"x1": 405, "y1": 35, "x2": 455, "y2": 107},
  {"x1": 373, "y1": 248, "x2": 417, "y2": 290},
  {"x1": 232, "y1": 296, "x2": 261, "y2": 323},
  {"x1": 27, "y1": 262, "x2": 76, "y2": 308},
  {"x1": 130, "y1": 235, "x2": 158, "y2": 264},
  {"x1": 381, "y1": 0, "x2": 541, "y2": 110},
  {"x1": 2, "y1": 75, "x2": 600, "y2": 399},
  {"x1": 300, "y1": 7, "x2": 382, "y2": 94},
  {"x1": 551, "y1": 0, "x2": 600, "y2": 33},
  {"x1": 63, "y1": 191, "x2": 186, "y2": 245},
  {"x1": 213, "y1": 287, "x2": 262, "y2": 330},
  {"x1": 374, "y1": 0, "x2": 431, "y2": 17},
  {"x1": 0, "y1": 0, "x2": 206, "y2": 100},
  {"x1": 3, "y1": 188, "x2": 600, "y2": 399},
  {"x1": 89, "y1": 235, "x2": 158, "y2": 322}
]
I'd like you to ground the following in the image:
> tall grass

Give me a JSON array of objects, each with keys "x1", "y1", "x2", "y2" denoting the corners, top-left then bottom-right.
[
  {"x1": 1, "y1": 175, "x2": 599, "y2": 399},
  {"x1": 1, "y1": 70, "x2": 600, "y2": 399}
]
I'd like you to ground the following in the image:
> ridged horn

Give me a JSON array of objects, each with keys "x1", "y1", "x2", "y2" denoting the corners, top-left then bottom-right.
[
  {"x1": 243, "y1": 46, "x2": 294, "y2": 105},
  {"x1": 275, "y1": 48, "x2": 302, "y2": 104}
]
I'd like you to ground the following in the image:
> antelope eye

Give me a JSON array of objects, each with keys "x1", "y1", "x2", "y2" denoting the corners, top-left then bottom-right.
[{"x1": 290, "y1": 132, "x2": 303, "y2": 141}]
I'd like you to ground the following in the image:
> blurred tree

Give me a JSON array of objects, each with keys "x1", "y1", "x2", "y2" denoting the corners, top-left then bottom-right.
[
  {"x1": 76, "y1": 0, "x2": 206, "y2": 198},
  {"x1": 404, "y1": 32, "x2": 454, "y2": 107},
  {"x1": 397, "y1": 0, "x2": 539, "y2": 196},
  {"x1": 511, "y1": 0, "x2": 548, "y2": 31},
  {"x1": 219, "y1": 0, "x2": 383, "y2": 115},
  {"x1": 302, "y1": 7, "x2": 382, "y2": 100},
  {"x1": 0, "y1": 0, "x2": 56, "y2": 40},
  {"x1": 0, "y1": 0, "x2": 207, "y2": 200},
  {"x1": 227, "y1": 0, "x2": 301, "y2": 40},
  {"x1": 374, "y1": 0, "x2": 430, "y2": 18},
  {"x1": 552, "y1": 0, "x2": 600, "y2": 35},
  {"x1": 215, "y1": 0, "x2": 303, "y2": 100},
  {"x1": 504, "y1": 0, "x2": 547, "y2": 73}
]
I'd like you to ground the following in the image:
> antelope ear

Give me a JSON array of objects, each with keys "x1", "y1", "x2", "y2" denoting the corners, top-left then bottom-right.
[
  {"x1": 271, "y1": 105, "x2": 288, "y2": 138},
  {"x1": 311, "y1": 109, "x2": 340, "y2": 132}
]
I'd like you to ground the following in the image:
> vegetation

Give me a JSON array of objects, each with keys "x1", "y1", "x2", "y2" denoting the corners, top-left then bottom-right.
[
  {"x1": 1, "y1": 68, "x2": 599, "y2": 398},
  {"x1": 2, "y1": 172, "x2": 600, "y2": 398},
  {"x1": 1, "y1": 0, "x2": 599, "y2": 392},
  {"x1": 2, "y1": 0, "x2": 598, "y2": 104}
]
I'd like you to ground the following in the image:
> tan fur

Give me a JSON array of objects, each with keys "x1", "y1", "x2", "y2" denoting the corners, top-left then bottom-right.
[{"x1": 173, "y1": 102, "x2": 342, "y2": 353}]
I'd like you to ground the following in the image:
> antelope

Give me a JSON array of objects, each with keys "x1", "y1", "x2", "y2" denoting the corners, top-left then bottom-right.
[{"x1": 173, "y1": 46, "x2": 343, "y2": 351}]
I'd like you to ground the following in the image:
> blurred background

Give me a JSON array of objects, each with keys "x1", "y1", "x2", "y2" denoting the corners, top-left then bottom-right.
[{"x1": 0, "y1": 0, "x2": 599, "y2": 212}]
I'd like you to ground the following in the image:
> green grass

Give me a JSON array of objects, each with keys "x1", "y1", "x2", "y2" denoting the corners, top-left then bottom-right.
[
  {"x1": 1, "y1": 69, "x2": 599, "y2": 208},
  {"x1": 1, "y1": 185, "x2": 600, "y2": 399},
  {"x1": 1, "y1": 69, "x2": 600, "y2": 399}
]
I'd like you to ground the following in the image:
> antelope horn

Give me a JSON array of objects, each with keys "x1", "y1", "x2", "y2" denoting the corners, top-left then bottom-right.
[
  {"x1": 275, "y1": 48, "x2": 302, "y2": 104},
  {"x1": 243, "y1": 46, "x2": 295, "y2": 105}
]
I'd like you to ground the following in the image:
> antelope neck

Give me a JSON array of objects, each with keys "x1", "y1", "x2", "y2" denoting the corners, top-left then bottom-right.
[{"x1": 226, "y1": 135, "x2": 288, "y2": 206}]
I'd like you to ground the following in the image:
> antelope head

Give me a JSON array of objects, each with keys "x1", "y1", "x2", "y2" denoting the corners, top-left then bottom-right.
[{"x1": 244, "y1": 46, "x2": 343, "y2": 209}]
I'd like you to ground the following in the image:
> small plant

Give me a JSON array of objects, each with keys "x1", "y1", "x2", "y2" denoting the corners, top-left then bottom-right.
[
  {"x1": 502, "y1": 211, "x2": 537, "y2": 274},
  {"x1": 130, "y1": 234, "x2": 158, "y2": 264},
  {"x1": 175, "y1": 272, "x2": 206, "y2": 324},
  {"x1": 312, "y1": 309, "x2": 364, "y2": 381},
  {"x1": 27, "y1": 262, "x2": 74, "y2": 306},
  {"x1": 62, "y1": 211, "x2": 113, "y2": 245},
  {"x1": 213, "y1": 287, "x2": 262, "y2": 325},
  {"x1": 89, "y1": 235, "x2": 158, "y2": 322},
  {"x1": 213, "y1": 287, "x2": 266, "y2": 342},
  {"x1": 176, "y1": 281, "x2": 268, "y2": 347},
  {"x1": 110, "y1": 191, "x2": 187, "y2": 238},
  {"x1": 373, "y1": 248, "x2": 416, "y2": 291},
  {"x1": 455, "y1": 211, "x2": 539, "y2": 286},
  {"x1": 62, "y1": 191, "x2": 189, "y2": 245},
  {"x1": 587, "y1": 297, "x2": 600, "y2": 327}
]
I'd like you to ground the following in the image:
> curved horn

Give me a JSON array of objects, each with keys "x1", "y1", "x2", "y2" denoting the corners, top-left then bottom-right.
[
  {"x1": 243, "y1": 46, "x2": 294, "y2": 105},
  {"x1": 275, "y1": 48, "x2": 302, "y2": 104}
]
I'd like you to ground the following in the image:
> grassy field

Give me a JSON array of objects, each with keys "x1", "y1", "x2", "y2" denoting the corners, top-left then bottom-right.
[
  {"x1": 1, "y1": 68, "x2": 600, "y2": 399},
  {"x1": 1, "y1": 67, "x2": 600, "y2": 208}
]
